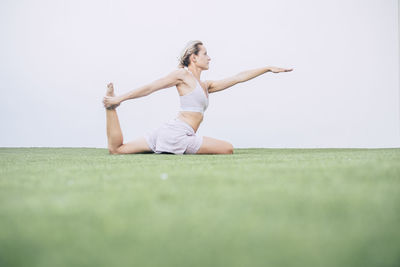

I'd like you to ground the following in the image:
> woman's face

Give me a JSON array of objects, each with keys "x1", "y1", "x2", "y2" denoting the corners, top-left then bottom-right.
[{"x1": 192, "y1": 45, "x2": 211, "y2": 70}]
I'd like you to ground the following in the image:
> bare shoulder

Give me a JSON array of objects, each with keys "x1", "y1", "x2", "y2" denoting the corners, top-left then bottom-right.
[
  {"x1": 172, "y1": 68, "x2": 187, "y2": 79},
  {"x1": 146, "y1": 68, "x2": 189, "y2": 93},
  {"x1": 173, "y1": 68, "x2": 190, "y2": 86}
]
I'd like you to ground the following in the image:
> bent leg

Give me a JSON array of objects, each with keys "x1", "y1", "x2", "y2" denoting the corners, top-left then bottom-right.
[
  {"x1": 106, "y1": 108, "x2": 123, "y2": 152},
  {"x1": 104, "y1": 83, "x2": 153, "y2": 155},
  {"x1": 106, "y1": 109, "x2": 152, "y2": 154},
  {"x1": 196, "y1": 136, "x2": 234, "y2": 154},
  {"x1": 111, "y1": 136, "x2": 153, "y2": 154}
]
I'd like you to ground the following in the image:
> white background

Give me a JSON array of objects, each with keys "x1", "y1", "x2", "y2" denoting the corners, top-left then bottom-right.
[{"x1": 0, "y1": 0, "x2": 399, "y2": 148}]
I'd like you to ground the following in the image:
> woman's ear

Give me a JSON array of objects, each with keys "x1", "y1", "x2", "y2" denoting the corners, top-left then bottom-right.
[{"x1": 190, "y1": 54, "x2": 197, "y2": 63}]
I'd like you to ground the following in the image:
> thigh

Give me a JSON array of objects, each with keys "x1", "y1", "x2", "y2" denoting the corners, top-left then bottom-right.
[
  {"x1": 115, "y1": 136, "x2": 154, "y2": 154},
  {"x1": 196, "y1": 136, "x2": 234, "y2": 154}
]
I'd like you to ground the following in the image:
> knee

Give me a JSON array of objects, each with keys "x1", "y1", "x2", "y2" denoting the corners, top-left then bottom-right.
[
  {"x1": 224, "y1": 143, "x2": 234, "y2": 154},
  {"x1": 108, "y1": 146, "x2": 121, "y2": 155}
]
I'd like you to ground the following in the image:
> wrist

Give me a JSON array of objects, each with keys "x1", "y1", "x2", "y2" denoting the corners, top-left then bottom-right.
[{"x1": 117, "y1": 95, "x2": 124, "y2": 104}]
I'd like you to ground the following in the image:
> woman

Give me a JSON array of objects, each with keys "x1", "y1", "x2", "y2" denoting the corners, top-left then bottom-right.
[{"x1": 103, "y1": 40, "x2": 293, "y2": 155}]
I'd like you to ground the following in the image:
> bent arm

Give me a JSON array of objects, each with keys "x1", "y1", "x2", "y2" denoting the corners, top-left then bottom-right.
[{"x1": 117, "y1": 69, "x2": 185, "y2": 103}]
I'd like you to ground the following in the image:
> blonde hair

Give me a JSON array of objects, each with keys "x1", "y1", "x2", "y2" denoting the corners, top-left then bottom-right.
[{"x1": 177, "y1": 40, "x2": 203, "y2": 68}]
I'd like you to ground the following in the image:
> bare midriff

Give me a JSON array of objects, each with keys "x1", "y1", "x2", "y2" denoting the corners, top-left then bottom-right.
[{"x1": 177, "y1": 111, "x2": 203, "y2": 133}]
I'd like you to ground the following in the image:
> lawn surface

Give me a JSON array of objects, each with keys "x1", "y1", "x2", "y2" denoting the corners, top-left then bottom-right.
[{"x1": 0, "y1": 148, "x2": 399, "y2": 267}]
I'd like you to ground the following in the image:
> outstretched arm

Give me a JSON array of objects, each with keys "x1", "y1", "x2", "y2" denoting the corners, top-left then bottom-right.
[
  {"x1": 103, "y1": 69, "x2": 186, "y2": 108},
  {"x1": 206, "y1": 66, "x2": 293, "y2": 94}
]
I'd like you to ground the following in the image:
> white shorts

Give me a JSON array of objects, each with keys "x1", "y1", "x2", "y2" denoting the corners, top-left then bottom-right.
[{"x1": 144, "y1": 117, "x2": 203, "y2": 155}]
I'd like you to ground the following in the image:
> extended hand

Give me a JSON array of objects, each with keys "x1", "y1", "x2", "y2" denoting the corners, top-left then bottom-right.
[{"x1": 269, "y1": 67, "x2": 293, "y2": 73}]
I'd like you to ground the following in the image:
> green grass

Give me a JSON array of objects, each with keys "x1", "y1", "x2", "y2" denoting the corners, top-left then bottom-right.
[{"x1": 0, "y1": 148, "x2": 399, "y2": 267}]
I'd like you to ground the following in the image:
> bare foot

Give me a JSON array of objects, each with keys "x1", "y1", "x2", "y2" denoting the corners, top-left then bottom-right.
[
  {"x1": 105, "y1": 83, "x2": 120, "y2": 109},
  {"x1": 106, "y1": 83, "x2": 115, "y2": 96}
]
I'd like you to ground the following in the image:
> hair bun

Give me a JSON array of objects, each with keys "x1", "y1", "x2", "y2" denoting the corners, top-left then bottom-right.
[{"x1": 177, "y1": 40, "x2": 203, "y2": 68}]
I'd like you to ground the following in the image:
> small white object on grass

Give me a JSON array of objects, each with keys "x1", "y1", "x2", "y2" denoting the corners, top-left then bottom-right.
[{"x1": 160, "y1": 173, "x2": 168, "y2": 180}]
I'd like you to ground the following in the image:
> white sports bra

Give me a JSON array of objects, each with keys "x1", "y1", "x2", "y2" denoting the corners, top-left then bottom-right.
[{"x1": 179, "y1": 69, "x2": 209, "y2": 114}]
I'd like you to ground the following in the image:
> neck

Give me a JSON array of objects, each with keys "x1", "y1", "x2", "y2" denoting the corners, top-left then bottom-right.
[{"x1": 187, "y1": 66, "x2": 202, "y2": 80}]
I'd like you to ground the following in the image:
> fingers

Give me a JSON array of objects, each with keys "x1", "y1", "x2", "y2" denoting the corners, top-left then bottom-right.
[
  {"x1": 278, "y1": 68, "x2": 293, "y2": 72},
  {"x1": 103, "y1": 96, "x2": 113, "y2": 102},
  {"x1": 103, "y1": 96, "x2": 111, "y2": 108},
  {"x1": 103, "y1": 96, "x2": 119, "y2": 109},
  {"x1": 273, "y1": 68, "x2": 293, "y2": 73}
]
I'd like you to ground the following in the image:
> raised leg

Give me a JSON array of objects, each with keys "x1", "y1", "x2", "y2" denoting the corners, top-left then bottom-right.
[
  {"x1": 196, "y1": 136, "x2": 234, "y2": 154},
  {"x1": 104, "y1": 83, "x2": 153, "y2": 154}
]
